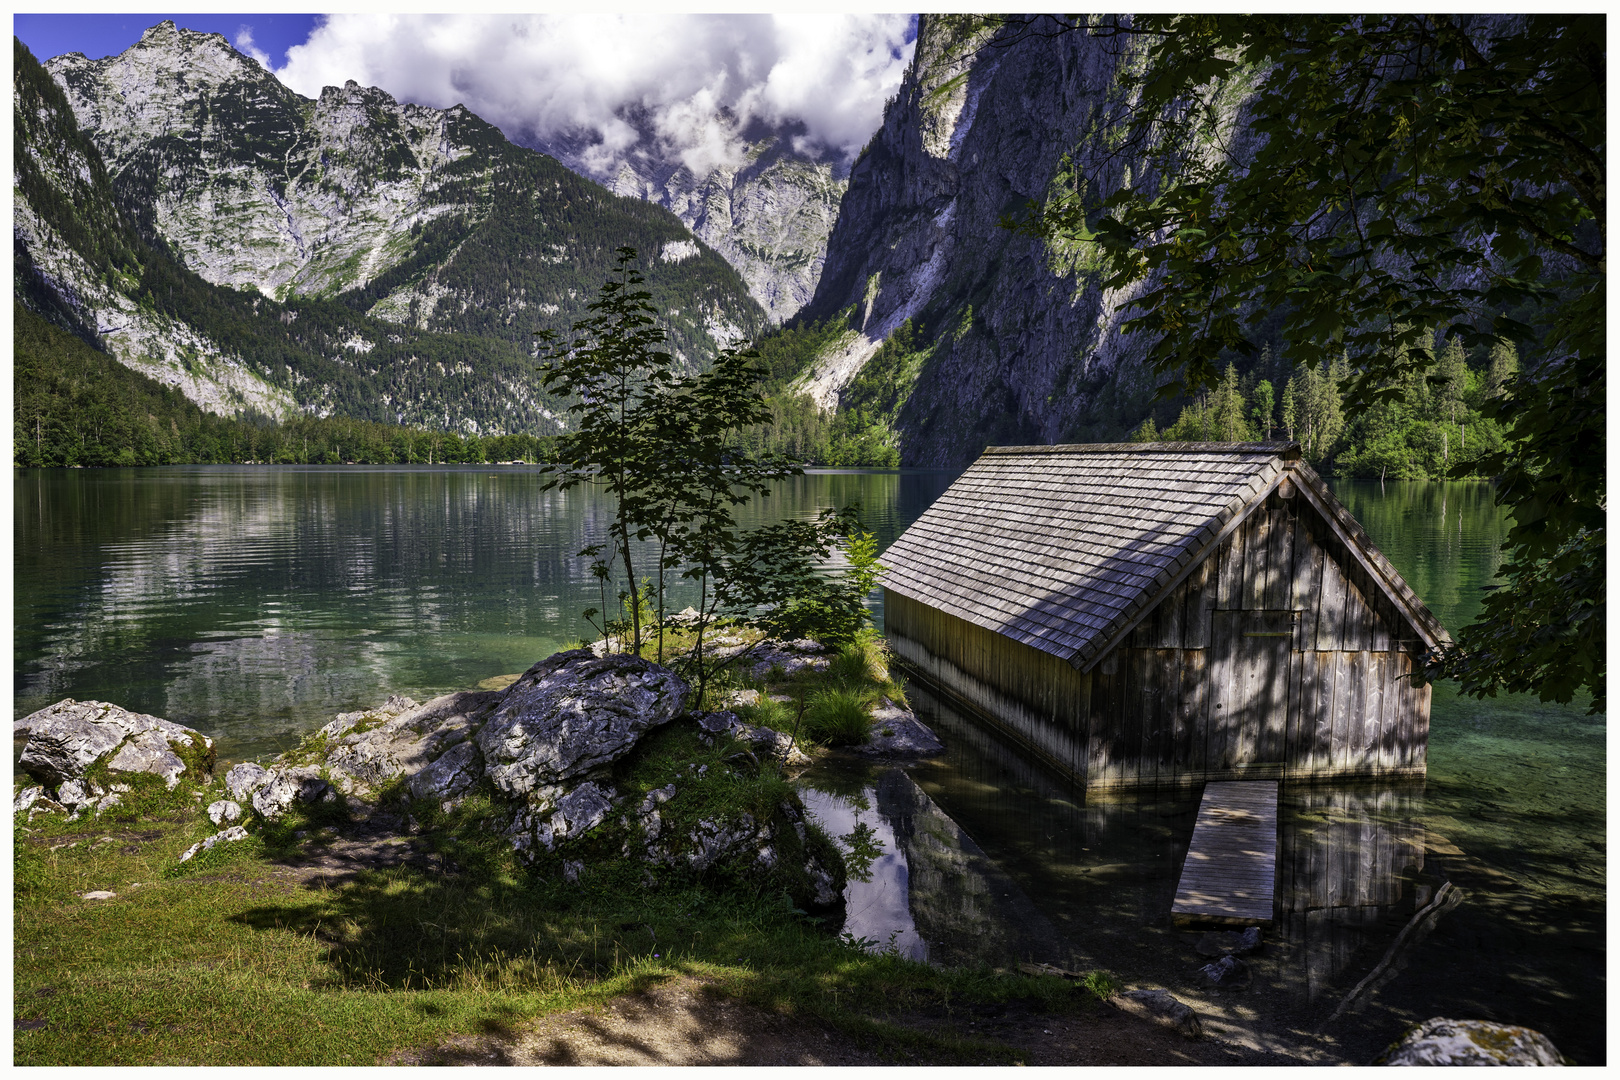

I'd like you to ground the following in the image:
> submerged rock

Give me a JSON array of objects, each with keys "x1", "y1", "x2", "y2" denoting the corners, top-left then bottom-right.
[
  {"x1": 1376, "y1": 1018, "x2": 1568, "y2": 1066},
  {"x1": 14, "y1": 699, "x2": 214, "y2": 791},
  {"x1": 854, "y1": 698, "x2": 944, "y2": 758},
  {"x1": 1114, "y1": 988, "x2": 1202, "y2": 1040},
  {"x1": 477, "y1": 650, "x2": 688, "y2": 796},
  {"x1": 1196, "y1": 926, "x2": 1262, "y2": 958}
]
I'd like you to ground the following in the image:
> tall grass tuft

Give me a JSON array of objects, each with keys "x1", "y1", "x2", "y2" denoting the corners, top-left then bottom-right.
[{"x1": 803, "y1": 689, "x2": 872, "y2": 746}]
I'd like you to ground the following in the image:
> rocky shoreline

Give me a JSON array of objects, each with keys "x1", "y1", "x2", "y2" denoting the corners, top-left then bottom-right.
[{"x1": 12, "y1": 642, "x2": 955, "y2": 913}]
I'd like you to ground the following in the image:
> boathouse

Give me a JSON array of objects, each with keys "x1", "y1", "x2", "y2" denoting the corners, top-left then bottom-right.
[{"x1": 882, "y1": 442, "x2": 1448, "y2": 791}]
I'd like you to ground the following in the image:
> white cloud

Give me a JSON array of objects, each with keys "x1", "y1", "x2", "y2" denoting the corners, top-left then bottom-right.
[
  {"x1": 233, "y1": 26, "x2": 271, "y2": 70},
  {"x1": 273, "y1": 14, "x2": 915, "y2": 178}
]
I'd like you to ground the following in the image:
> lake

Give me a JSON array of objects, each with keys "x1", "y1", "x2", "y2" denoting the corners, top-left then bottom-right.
[{"x1": 12, "y1": 465, "x2": 1605, "y2": 1062}]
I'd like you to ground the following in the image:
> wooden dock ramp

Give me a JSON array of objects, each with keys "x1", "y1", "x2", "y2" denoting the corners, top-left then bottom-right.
[{"x1": 1172, "y1": 781, "x2": 1278, "y2": 928}]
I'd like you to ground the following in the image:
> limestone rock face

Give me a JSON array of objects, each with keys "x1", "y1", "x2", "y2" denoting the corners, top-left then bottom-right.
[
  {"x1": 790, "y1": 15, "x2": 1197, "y2": 464},
  {"x1": 476, "y1": 651, "x2": 689, "y2": 797},
  {"x1": 1376, "y1": 1018, "x2": 1567, "y2": 1066},
  {"x1": 14, "y1": 699, "x2": 213, "y2": 790},
  {"x1": 318, "y1": 691, "x2": 496, "y2": 797},
  {"x1": 534, "y1": 117, "x2": 846, "y2": 326},
  {"x1": 251, "y1": 766, "x2": 335, "y2": 821}
]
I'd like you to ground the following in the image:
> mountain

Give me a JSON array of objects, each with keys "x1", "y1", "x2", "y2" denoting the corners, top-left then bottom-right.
[
  {"x1": 532, "y1": 113, "x2": 847, "y2": 326},
  {"x1": 18, "y1": 23, "x2": 767, "y2": 431},
  {"x1": 789, "y1": 16, "x2": 1170, "y2": 467}
]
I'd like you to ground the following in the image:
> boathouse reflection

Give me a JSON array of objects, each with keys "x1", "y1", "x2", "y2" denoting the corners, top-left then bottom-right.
[{"x1": 804, "y1": 685, "x2": 1437, "y2": 1007}]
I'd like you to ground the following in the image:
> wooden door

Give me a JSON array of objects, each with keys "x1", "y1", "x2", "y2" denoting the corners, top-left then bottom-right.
[{"x1": 1210, "y1": 610, "x2": 1296, "y2": 769}]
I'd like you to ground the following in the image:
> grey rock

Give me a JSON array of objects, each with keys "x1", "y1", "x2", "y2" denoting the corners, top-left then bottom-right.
[
  {"x1": 94, "y1": 793, "x2": 123, "y2": 814},
  {"x1": 178, "y1": 824, "x2": 251, "y2": 863},
  {"x1": 551, "y1": 782, "x2": 617, "y2": 841},
  {"x1": 477, "y1": 651, "x2": 688, "y2": 797},
  {"x1": 15, "y1": 699, "x2": 212, "y2": 790},
  {"x1": 56, "y1": 778, "x2": 102, "y2": 811},
  {"x1": 14, "y1": 786, "x2": 44, "y2": 814},
  {"x1": 80, "y1": 890, "x2": 118, "y2": 900},
  {"x1": 1196, "y1": 926, "x2": 1262, "y2": 957},
  {"x1": 1115, "y1": 988, "x2": 1203, "y2": 1040},
  {"x1": 224, "y1": 762, "x2": 272, "y2": 803},
  {"x1": 561, "y1": 859, "x2": 585, "y2": 885},
  {"x1": 697, "y1": 710, "x2": 812, "y2": 766},
  {"x1": 855, "y1": 698, "x2": 944, "y2": 758},
  {"x1": 106, "y1": 727, "x2": 188, "y2": 788},
  {"x1": 1199, "y1": 954, "x2": 1250, "y2": 988},
  {"x1": 321, "y1": 691, "x2": 499, "y2": 797},
  {"x1": 207, "y1": 800, "x2": 243, "y2": 826},
  {"x1": 640, "y1": 784, "x2": 677, "y2": 814},
  {"x1": 1377, "y1": 1018, "x2": 1567, "y2": 1066},
  {"x1": 406, "y1": 739, "x2": 483, "y2": 802},
  {"x1": 251, "y1": 766, "x2": 333, "y2": 821}
]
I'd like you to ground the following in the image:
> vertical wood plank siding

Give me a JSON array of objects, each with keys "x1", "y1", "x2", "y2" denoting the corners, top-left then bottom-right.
[{"x1": 887, "y1": 492, "x2": 1428, "y2": 791}]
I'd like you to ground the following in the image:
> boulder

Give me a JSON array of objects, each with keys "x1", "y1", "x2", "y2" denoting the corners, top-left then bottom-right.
[
  {"x1": 14, "y1": 786, "x2": 44, "y2": 814},
  {"x1": 405, "y1": 738, "x2": 483, "y2": 803},
  {"x1": 1114, "y1": 989, "x2": 1202, "y2": 1040},
  {"x1": 697, "y1": 711, "x2": 812, "y2": 766},
  {"x1": 854, "y1": 698, "x2": 944, "y2": 758},
  {"x1": 225, "y1": 762, "x2": 272, "y2": 802},
  {"x1": 178, "y1": 825, "x2": 251, "y2": 863},
  {"x1": 1376, "y1": 1018, "x2": 1567, "y2": 1066},
  {"x1": 549, "y1": 781, "x2": 617, "y2": 841},
  {"x1": 207, "y1": 800, "x2": 243, "y2": 826},
  {"x1": 477, "y1": 651, "x2": 688, "y2": 797},
  {"x1": 320, "y1": 691, "x2": 497, "y2": 796},
  {"x1": 14, "y1": 699, "x2": 214, "y2": 790},
  {"x1": 251, "y1": 766, "x2": 335, "y2": 821}
]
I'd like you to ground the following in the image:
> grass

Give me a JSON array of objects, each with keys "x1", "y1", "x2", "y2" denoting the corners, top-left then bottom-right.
[
  {"x1": 727, "y1": 628, "x2": 909, "y2": 750},
  {"x1": 15, "y1": 769, "x2": 1106, "y2": 1065},
  {"x1": 14, "y1": 629, "x2": 1109, "y2": 1064}
]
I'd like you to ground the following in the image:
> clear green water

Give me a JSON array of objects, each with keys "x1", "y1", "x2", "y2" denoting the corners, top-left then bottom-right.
[{"x1": 14, "y1": 468, "x2": 1604, "y2": 1062}]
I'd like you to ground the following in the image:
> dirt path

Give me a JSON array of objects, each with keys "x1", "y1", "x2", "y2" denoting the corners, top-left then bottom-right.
[{"x1": 388, "y1": 975, "x2": 1264, "y2": 1066}]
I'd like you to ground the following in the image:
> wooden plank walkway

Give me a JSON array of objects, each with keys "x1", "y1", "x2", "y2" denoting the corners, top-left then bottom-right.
[{"x1": 1171, "y1": 780, "x2": 1278, "y2": 927}]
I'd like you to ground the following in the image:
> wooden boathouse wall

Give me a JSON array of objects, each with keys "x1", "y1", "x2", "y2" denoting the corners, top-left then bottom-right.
[{"x1": 886, "y1": 483, "x2": 1431, "y2": 791}]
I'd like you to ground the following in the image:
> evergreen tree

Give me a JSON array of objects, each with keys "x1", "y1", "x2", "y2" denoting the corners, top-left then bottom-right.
[{"x1": 1252, "y1": 379, "x2": 1276, "y2": 440}]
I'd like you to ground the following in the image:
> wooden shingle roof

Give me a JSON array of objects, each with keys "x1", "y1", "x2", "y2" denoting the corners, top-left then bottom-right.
[{"x1": 881, "y1": 441, "x2": 1446, "y2": 671}]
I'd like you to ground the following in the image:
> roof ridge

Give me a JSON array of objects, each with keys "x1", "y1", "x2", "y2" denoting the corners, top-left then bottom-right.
[{"x1": 983, "y1": 441, "x2": 1301, "y2": 457}]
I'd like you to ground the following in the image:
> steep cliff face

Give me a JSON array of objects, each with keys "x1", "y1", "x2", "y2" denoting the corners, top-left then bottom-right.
[
  {"x1": 535, "y1": 115, "x2": 846, "y2": 325},
  {"x1": 15, "y1": 36, "x2": 300, "y2": 419},
  {"x1": 45, "y1": 21, "x2": 764, "y2": 364},
  {"x1": 797, "y1": 17, "x2": 1161, "y2": 467}
]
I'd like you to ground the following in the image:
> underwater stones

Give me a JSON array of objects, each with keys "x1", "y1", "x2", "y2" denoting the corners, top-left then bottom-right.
[
  {"x1": 1196, "y1": 926, "x2": 1263, "y2": 958},
  {"x1": 178, "y1": 824, "x2": 251, "y2": 863},
  {"x1": 14, "y1": 699, "x2": 213, "y2": 790},
  {"x1": 855, "y1": 699, "x2": 944, "y2": 759},
  {"x1": 251, "y1": 766, "x2": 334, "y2": 821},
  {"x1": 225, "y1": 762, "x2": 272, "y2": 802},
  {"x1": 1376, "y1": 1018, "x2": 1567, "y2": 1066},
  {"x1": 477, "y1": 650, "x2": 688, "y2": 796},
  {"x1": 1114, "y1": 989, "x2": 1202, "y2": 1040},
  {"x1": 207, "y1": 799, "x2": 243, "y2": 826},
  {"x1": 1199, "y1": 954, "x2": 1250, "y2": 989}
]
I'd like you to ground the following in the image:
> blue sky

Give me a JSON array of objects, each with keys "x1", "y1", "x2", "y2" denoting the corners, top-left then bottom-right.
[{"x1": 14, "y1": 13, "x2": 320, "y2": 67}]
